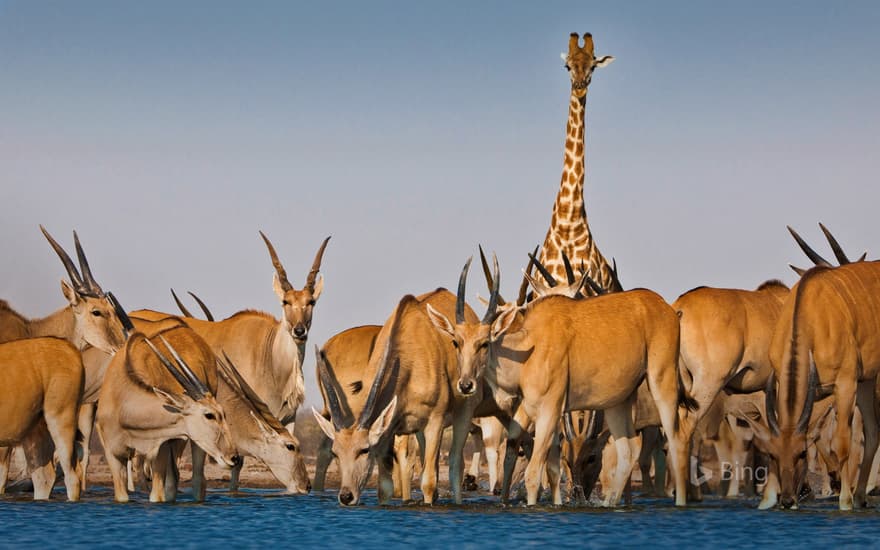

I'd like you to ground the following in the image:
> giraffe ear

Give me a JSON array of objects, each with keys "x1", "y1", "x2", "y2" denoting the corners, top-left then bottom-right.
[{"x1": 595, "y1": 55, "x2": 615, "y2": 68}]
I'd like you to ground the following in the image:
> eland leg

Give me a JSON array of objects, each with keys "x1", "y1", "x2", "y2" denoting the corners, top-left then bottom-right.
[
  {"x1": 853, "y1": 380, "x2": 878, "y2": 508},
  {"x1": 501, "y1": 406, "x2": 531, "y2": 504},
  {"x1": 604, "y1": 402, "x2": 639, "y2": 507},
  {"x1": 77, "y1": 403, "x2": 97, "y2": 493},
  {"x1": 419, "y1": 416, "x2": 445, "y2": 505},
  {"x1": 834, "y1": 381, "x2": 857, "y2": 511},
  {"x1": 313, "y1": 435, "x2": 333, "y2": 491},
  {"x1": 44, "y1": 411, "x2": 81, "y2": 502},
  {"x1": 190, "y1": 443, "x2": 206, "y2": 502}
]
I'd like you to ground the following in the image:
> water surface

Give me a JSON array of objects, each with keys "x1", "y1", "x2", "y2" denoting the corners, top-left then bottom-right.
[{"x1": 2, "y1": 489, "x2": 878, "y2": 548}]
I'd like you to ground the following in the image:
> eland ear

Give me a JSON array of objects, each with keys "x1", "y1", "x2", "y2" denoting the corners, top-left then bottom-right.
[
  {"x1": 61, "y1": 280, "x2": 80, "y2": 306},
  {"x1": 369, "y1": 396, "x2": 397, "y2": 446},
  {"x1": 595, "y1": 55, "x2": 615, "y2": 67},
  {"x1": 153, "y1": 387, "x2": 185, "y2": 413},
  {"x1": 735, "y1": 409, "x2": 773, "y2": 451},
  {"x1": 426, "y1": 304, "x2": 455, "y2": 338},
  {"x1": 523, "y1": 270, "x2": 551, "y2": 297},
  {"x1": 311, "y1": 407, "x2": 336, "y2": 441},
  {"x1": 312, "y1": 275, "x2": 324, "y2": 301},
  {"x1": 250, "y1": 410, "x2": 275, "y2": 439},
  {"x1": 491, "y1": 306, "x2": 518, "y2": 341},
  {"x1": 273, "y1": 273, "x2": 286, "y2": 301}
]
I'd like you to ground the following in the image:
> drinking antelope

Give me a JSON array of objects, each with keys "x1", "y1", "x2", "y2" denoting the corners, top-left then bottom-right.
[
  {"x1": 313, "y1": 325, "x2": 429, "y2": 498},
  {"x1": 214, "y1": 353, "x2": 310, "y2": 494},
  {"x1": 313, "y1": 288, "x2": 482, "y2": 506},
  {"x1": 745, "y1": 261, "x2": 880, "y2": 510},
  {"x1": 130, "y1": 232, "x2": 329, "y2": 486},
  {"x1": 312, "y1": 324, "x2": 381, "y2": 492},
  {"x1": 96, "y1": 322, "x2": 237, "y2": 502},
  {"x1": 160, "y1": 289, "x2": 310, "y2": 493}
]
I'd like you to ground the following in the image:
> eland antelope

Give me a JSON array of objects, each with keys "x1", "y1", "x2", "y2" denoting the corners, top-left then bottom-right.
[
  {"x1": 161, "y1": 289, "x2": 310, "y2": 493},
  {"x1": 313, "y1": 325, "x2": 431, "y2": 499},
  {"x1": 0, "y1": 338, "x2": 84, "y2": 500},
  {"x1": 214, "y1": 353, "x2": 310, "y2": 494},
  {"x1": 312, "y1": 324, "x2": 382, "y2": 492},
  {"x1": 96, "y1": 322, "x2": 237, "y2": 502},
  {"x1": 745, "y1": 261, "x2": 880, "y2": 510},
  {"x1": 0, "y1": 226, "x2": 132, "y2": 494},
  {"x1": 428, "y1": 256, "x2": 697, "y2": 506},
  {"x1": 130, "y1": 233, "x2": 329, "y2": 485},
  {"x1": 151, "y1": 352, "x2": 311, "y2": 499},
  {"x1": 312, "y1": 288, "x2": 482, "y2": 506}
]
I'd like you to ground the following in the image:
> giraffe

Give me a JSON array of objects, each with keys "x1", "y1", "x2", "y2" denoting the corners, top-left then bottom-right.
[
  {"x1": 535, "y1": 32, "x2": 626, "y2": 504},
  {"x1": 538, "y1": 32, "x2": 619, "y2": 294}
]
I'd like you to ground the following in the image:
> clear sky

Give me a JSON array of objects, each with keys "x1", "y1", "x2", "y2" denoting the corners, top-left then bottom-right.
[{"x1": 2, "y1": 1, "x2": 878, "y2": 406}]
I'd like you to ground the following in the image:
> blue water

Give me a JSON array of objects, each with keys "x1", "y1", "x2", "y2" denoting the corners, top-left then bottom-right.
[{"x1": 2, "y1": 488, "x2": 880, "y2": 548}]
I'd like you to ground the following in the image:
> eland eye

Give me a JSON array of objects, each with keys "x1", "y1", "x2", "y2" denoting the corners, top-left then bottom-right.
[
  {"x1": 565, "y1": 64, "x2": 571, "y2": 71},
  {"x1": 357, "y1": 447, "x2": 370, "y2": 457},
  {"x1": 286, "y1": 443, "x2": 297, "y2": 451},
  {"x1": 307, "y1": 299, "x2": 316, "y2": 306},
  {"x1": 282, "y1": 300, "x2": 291, "y2": 306},
  {"x1": 91, "y1": 310, "x2": 102, "y2": 317},
  {"x1": 204, "y1": 412, "x2": 216, "y2": 420},
  {"x1": 479, "y1": 341, "x2": 489, "y2": 349},
  {"x1": 451, "y1": 340, "x2": 460, "y2": 349}
]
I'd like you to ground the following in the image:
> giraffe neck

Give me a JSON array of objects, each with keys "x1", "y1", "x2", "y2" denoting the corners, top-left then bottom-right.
[{"x1": 539, "y1": 90, "x2": 617, "y2": 292}]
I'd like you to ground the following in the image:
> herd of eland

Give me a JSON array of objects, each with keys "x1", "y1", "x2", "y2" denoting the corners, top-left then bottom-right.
[
  {"x1": 2, "y1": 33, "x2": 879, "y2": 513},
  {"x1": 2, "y1": 220, "x2": 877, "y2": 512}
]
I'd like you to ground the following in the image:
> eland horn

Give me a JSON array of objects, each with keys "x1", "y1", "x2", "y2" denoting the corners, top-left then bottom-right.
[
  {"x1": 561, "y1": 251, "x2": 576, "y2": 285},
  {"x1": 455, "y1": 257, "x2": 472, "y2": 324},
  {"x1": 259, "y1": 231, "x2": 293, "y2": 291},
  {"x1": 73, "y1": 231, "x2": 102, "y2": 295},
  {"x1": 516, "y1": 246, "x2": 539, "y2": 307},
  {"x1": 527, "y1": 252, "x2": 557, "y2": 288},
  {"x1": 188, "y1": 291, "x2": 215, "y2": 321},
  {"x1": 482, "y1": 252, "x2": 500, "y2": 324},
  {"x1": 305, "y1": 236, "x2": 331, "y2": 292},
  {"x1": 478, "y1": 245, "x2": 505, "y2": 307},
  {"x1": 159, "y1": 335, "x2": 210, "y2": 399},
  {"x1": 40, "y1": 225, "x2": 87, "y2": 294},
  {"x1": 787, "y1": 226, "x2": 832, "y2": 267},
  {"x1": 316, "y1": 347, "x2": 346, "y2": 430},
  {"x1": 765, "y1": 372, "x2": 780, "y2": 436},
  {"x1": 796, "y1": 356, "x2": 819, "y2": 434},
  {"x1": 171, "y1": 289, "x2": 194, "y2": 318},
  {"x1": 818, "y1": 223, "x2": 851, "y2": 265}
]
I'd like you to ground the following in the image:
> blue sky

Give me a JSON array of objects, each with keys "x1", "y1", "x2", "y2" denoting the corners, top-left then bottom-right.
[{"x1": 2, "y1": 1, "x2": 878, "y2": 404}]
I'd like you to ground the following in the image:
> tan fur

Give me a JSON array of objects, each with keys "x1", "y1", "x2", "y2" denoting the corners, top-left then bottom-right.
[
  {"x1": 0, "y1": 234, "x2": 130, "y2": 494},
  {"x1": 127, "y1": 233, "x2": 328, "y2": 493},
  {"x1": 757, "y1": 262, "x2": 880, "y2": 510},
  {"x1": 96, "y1": 322, "x2": 237, "y2": 503},
  {"x1": 672, "y1": 282, "x2": 789, "y2": 499},
  {"x1": 131, "y1": 310, "x2": 305, "y2": 427},
  {"x1": 313, "y1": 324, "x2": 382, "y2": 491},
  {"x1": 0, "y1": 337, "x2": 84, "y2": 500},
  {"x1": 313, "y1": 324, "x2": 432, "y2": 499},
  {"x1": 314, "y1": 290, "x2": 481, "y2": 506},
  {"x1": 494, "y1": 291, "x2": 692, "y2": 506}
]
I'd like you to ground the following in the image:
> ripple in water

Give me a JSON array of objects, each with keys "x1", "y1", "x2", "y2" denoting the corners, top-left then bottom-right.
[{"x1": 2, "y1": 488, "x2": 880, "y2": 548}]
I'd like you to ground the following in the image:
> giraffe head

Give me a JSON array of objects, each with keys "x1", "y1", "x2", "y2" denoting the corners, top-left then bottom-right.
[{"x1": 561, "y1": 33, "x2": 614, "y2": 98}]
